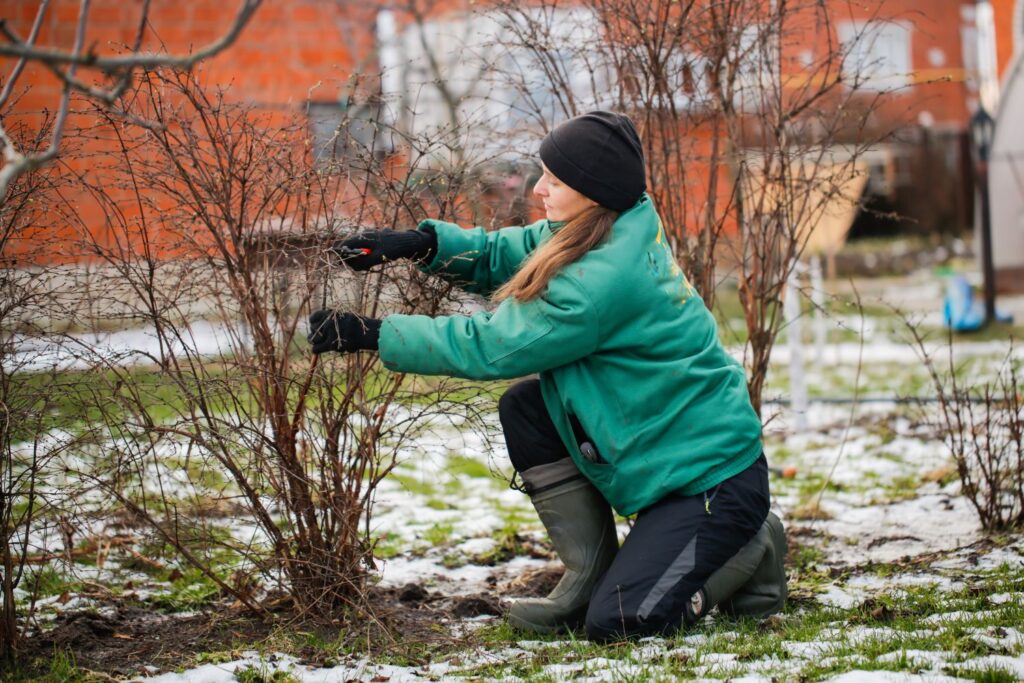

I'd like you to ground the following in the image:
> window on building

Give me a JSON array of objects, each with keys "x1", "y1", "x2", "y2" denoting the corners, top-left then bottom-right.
[
  {"x1": 376, "y1": 6, "x2": 780, "y2": 157},
  {"x1": 733, "y1": 24, "x2": 780, "y2": 109},
  {"x1": 837, "y1": 20, "x2": 913, "y2": 91},
  {"x1": 378, "y1": 6, "x2": 614, "y2": 160}
]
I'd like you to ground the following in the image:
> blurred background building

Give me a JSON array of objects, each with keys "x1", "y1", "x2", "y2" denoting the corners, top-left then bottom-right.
[{"x1": 2, "y1": 0, "x2": 1022, "y2": 287}]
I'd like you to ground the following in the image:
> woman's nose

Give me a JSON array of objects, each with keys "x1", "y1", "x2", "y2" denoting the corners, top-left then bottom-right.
[{"x1": 533, "y1": 179, "x2": 547, "y2": 197}]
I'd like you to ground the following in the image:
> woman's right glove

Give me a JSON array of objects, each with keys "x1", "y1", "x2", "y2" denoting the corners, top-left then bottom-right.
[
  {"x1": 332, "y1": 229, "x2": 437, "y2": 271},
  {"x1": 307, "y1": 310, "x2": 381, "y2": 354}
]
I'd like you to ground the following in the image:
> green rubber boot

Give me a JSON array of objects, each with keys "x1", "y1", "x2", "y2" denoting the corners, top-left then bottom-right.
[
  {"x1": 508, "y1": 459, "x2": 619, "y2": 634},
  {"x1": 687, "y1": 512, "x2": 788, "y2": 622}
]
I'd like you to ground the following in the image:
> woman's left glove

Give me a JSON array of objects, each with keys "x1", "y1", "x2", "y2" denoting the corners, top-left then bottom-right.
[{"x1": 307, "y1": 310, "x2": 382, "y2": 354}]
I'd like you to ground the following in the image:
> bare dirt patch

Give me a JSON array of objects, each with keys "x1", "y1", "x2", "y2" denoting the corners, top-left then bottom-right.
[{"x1": 17, "y1": 568, "x2": 563, "y2": 677}]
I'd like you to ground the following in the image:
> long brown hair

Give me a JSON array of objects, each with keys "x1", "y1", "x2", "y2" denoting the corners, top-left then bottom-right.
[{"x1": 493, "y1": 205, "x2": 619, "y2": 303}]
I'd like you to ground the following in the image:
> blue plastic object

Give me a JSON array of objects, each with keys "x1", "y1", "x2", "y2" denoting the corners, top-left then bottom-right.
[{"x1": 943, "y1": 275, "x2": 1013, "y2": 331}]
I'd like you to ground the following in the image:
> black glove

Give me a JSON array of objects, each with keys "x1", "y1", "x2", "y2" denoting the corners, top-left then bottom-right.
[
  {"x1": 332, "y1": 229, "x2": 437, "y2": 271},
  {"x1": 307, "y1": 310, "x2": 382, "y2": 354}
]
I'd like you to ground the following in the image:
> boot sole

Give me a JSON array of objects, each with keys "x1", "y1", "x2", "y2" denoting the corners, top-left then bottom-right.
[{"x1": 507, "y1": 605, "x2": 585, "y2": 635}]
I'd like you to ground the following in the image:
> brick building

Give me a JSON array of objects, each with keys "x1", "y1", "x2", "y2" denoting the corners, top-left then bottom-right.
[{"x1": 1, "y1": 0, "x2": 1021, "y2": 263}]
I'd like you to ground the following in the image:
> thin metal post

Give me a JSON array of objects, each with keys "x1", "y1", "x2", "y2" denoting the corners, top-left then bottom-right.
[{"x1": 970, "y1": 106, "x2": 997, "y2": 323}]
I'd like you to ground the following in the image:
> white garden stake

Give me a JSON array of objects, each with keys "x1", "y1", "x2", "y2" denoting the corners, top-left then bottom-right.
[
  {"x1": 810, "y1": 255, "x2": 827, "y2": 364},
  {"x1": 785, "y1": 264, "x2": 808, "y2": 431}
]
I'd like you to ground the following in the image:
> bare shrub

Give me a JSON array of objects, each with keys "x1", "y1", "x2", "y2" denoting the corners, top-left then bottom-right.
[
  {"x1": 906, "y1": 326, "x2": 1023, "y2": 531},
  {"x1": 44, "y1": 69, "x2": 497, "y2": 615},
  {"x1": 0, "y1": 109, "x2": 92, "y2": 664}
]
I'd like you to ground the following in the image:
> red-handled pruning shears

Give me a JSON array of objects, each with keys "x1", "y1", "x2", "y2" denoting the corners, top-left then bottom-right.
[{"x1": 336, "y1": 246, "x2": 373, "y2": 258}]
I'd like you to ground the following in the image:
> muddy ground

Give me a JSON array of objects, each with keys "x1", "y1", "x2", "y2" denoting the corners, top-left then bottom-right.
[{"x1": 16, "y1": 566, "x2": 564, "y2": 679}]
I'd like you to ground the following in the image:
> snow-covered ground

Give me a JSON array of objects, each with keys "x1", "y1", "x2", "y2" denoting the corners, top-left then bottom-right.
[
  {"x1": 105, "y1": 359, "x2": 1023, "y2": 681},
  {"x1": 16, "y1": 276, "x2": 1024, "y2": 682}
]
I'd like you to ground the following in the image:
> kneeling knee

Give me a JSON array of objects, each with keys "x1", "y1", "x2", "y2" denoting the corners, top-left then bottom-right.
[
  {"x1": 585, "y1": 602, "x2": 632, "y2": 643},
  {"x1": 585, "y1": 602, "x2": 687, "y2": 642}
]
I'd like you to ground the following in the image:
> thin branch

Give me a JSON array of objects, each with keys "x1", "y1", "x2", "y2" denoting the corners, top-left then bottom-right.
[
  {"x1": 0, "y1": 0, "x2": 262, "y2": 70},
  {"x1": 0, "y1": 0, "x2": 259, "y2": 204},
  {"x1": 0, "y1": 0, "x2": 88, "y2": 203},
  {"x1": 0, "y1": 0, "x2": 50, "y2": 110}
]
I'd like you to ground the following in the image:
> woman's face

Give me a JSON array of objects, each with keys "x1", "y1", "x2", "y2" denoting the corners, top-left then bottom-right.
[{"x1": 533, "y1": 164, "x2": 598, "y2": 222}]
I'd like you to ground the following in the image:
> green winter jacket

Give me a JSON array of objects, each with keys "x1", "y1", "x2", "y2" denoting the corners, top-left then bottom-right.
[{"x1": 378, "y1": 194, "x2": 763, "y2": 515}]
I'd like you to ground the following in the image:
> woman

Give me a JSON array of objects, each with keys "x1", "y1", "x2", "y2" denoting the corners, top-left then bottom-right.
[{"x1": 308, "y1": 111, "x2": 787, "y2": 641}]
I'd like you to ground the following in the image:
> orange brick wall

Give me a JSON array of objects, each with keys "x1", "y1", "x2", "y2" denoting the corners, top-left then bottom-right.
[
  {"x1": 992, "y1": 0, "x2": 1019, "y2": 75},
  {"x1": 4, "y1": 0, "x2": 377, "y2": 108},
  {"x1": 2, "y1": 0, "x2": 380, "y2": 264}
]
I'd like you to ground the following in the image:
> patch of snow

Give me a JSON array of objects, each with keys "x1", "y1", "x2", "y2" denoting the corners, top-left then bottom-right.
[
  {"x1": 931, "y1": 542, "x2": 1024, "y2": 571},
  {"x1": 817, "y1": 584, "x2": 863, "y2": 609},
  {"x1": 923, "y1": 610, "x2": 998, "y2": 625},
  {"x1": 455, "y1": 537, "x2": 499, "y2": 555},
  {"x1": 782, "y1": 640, "x2": 843, "y2": 658},
  {"x1": 876, "y1": 648, "x2": 951, "y2": 669},
  {"x1": 691, "y1": 652, "x2": 742, "y2": 678},
  {"x1": 845, "y1": 573, "x2": 963, "y2": 594},
  {"x1": 766, "y1": 339, "x2": 1024, "y2": 368},
  {"x1": 515, "y1": 639, "x2": 572, "y2": 650},
  {"x1": 10, "y1": 320, "x2": 249, "y2": 372},
  {"x1": 531, "y1": 662, "x2": 586, "y2": 680},
  {"x1": 744, "y1": 654, "x2": 809, "y2": 678},
  {"x1": 825, "y1": 670, "x2": 967, "y2": 682},
  {"x1": 973, "y1": 545, "x2": 1024, "y2": 570},
  {"x1": 137, "y1": 654, "x2": 463, "y2": 683},
  {"x1": 955, "y1": 654, "x2": 1024, "y2": 679},
  {"x1": 817, "y1": 494, "x2": 982, "y2": 564},
  {"x1": 377, "y1": 553, "x2": 546, "y2": 596},
  {"x1": 967, "y1": 626, "x2": 1024, "y2": 652}
]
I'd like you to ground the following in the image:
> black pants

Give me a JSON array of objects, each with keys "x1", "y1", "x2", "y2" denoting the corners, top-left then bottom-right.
[{"x1": 499, "y1": 379, "x2": 770, "y2": 641}]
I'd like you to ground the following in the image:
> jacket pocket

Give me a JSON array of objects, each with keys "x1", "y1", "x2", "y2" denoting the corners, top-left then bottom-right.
[
  {"x1": 576, "y1": 452, "x2": 616, "y2": 491},
  {"x1": 482, "y1": 310, "x2": 553, "y2": 365}
]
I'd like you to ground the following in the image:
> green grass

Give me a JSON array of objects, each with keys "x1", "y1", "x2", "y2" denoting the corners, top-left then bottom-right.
[
  {"x1": 372, "y1": 531, "x2": 403, "y2": 559},
  {"x1": 4, "y1": 649, "x2": 86, "y2": 683},
  {"x1": 949, "y1": 665, "x2": 1022, "y2": 682},
  {"x1": 4, "y1": 357, "x2": 422, "y2": 445},
  {"x1": 871, "y1": 473, "x2": 925, "y2": 504},
  {"x1": 147, "y1": 566, "x2": 224, "y2": 612},
  {"x1": 23, "y1": 566, "x2": 81, "y2": 599},
  {"x1": 235, "y1": 664, "x2": 299, "y2": 683},
  {"x1": 421, "y1": 522, "x2": 454, "y2": 548},
  {"x1": 469, "y1": 524, "x2": 528, "y2": 565},
  {"x1": 445, "y1": 454, "x2": 494, "y2": 480},
  {"x1": 5, "y1": 367, "x2": 200, "y2": 439},
  {"x1": 389, "y1": 473, "x2": 437, "y2": 497}
]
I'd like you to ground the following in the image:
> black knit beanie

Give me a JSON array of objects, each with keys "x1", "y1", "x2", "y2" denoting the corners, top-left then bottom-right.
[{"x1": 539, "y1": 110, "x2": 646, "y2": 212}]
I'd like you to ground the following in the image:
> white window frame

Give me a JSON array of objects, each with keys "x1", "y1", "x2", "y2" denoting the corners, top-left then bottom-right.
[
  {"x1": 1016, "y1": 0, "x2": 1024, "y2": 54},
  {"x1": 837, "y1": 20, "x2": 913, "y2": 91}
]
